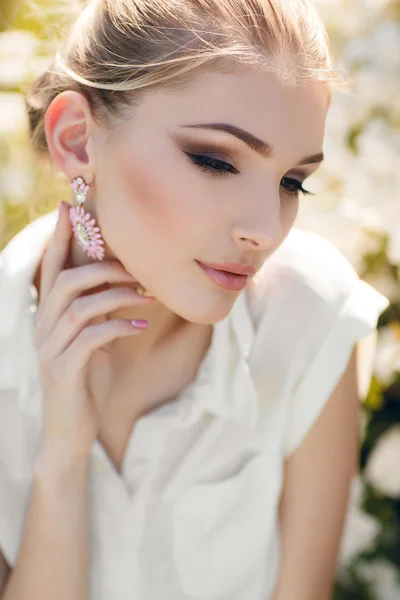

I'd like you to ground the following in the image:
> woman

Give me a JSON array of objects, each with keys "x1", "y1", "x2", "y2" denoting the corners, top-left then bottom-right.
[{"x1": 0, "y1": 0, "x2": 390, "y2": 598}]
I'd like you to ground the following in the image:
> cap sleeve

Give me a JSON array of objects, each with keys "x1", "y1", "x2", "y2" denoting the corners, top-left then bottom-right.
[{"x1": 283, "y1": 279, "x2": 390, "y2": 457}]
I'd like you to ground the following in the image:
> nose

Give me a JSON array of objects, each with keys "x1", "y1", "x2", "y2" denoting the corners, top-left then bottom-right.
[{"x1": 232, "y1": 197, "x2": 282, "y2": 252}]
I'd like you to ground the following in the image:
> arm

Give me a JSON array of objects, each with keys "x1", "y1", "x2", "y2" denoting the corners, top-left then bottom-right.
[
  {"x1": 271, "y1": 345, "x2": 360, "y2": 600},
  {"x1": 0, "y1": 554, "x2": 10, "y2": 594},
  {"x1": 1, "y1": 444, "x2": 91, "y2": 600}
]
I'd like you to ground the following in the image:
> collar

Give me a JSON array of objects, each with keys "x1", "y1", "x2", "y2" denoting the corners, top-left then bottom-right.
[
  {"x1": 173, "y1": 290, "x2": 259, "y2": 428},
  {"x1": 0, "y1": 209, "x2": 260, "y2": 429}
]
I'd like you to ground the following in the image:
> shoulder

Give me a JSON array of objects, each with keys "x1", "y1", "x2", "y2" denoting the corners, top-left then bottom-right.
[
  {"x1": 244, "y1": 229, "x2": 389, "y2": 457},
  {"x1": 245, "y1": 227, "x2": 389, "y2": 394},
  {"x1": 0, "y1": 209, "x2": 58, "y2": 389},
  {"x1": 0, "y1": 209, "x2": 58, "y2": 327},
  {"x1": 246, "y1": 227, "x2": 362, "y2": 328}
]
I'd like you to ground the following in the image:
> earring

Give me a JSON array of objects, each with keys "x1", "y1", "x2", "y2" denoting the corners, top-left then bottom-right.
[
  {"x1": 69, "y1": 176, "x2": 154, "y2": 298},
  {"x1": 69, "y1": 176, "x2": 106, "y2": 261}
]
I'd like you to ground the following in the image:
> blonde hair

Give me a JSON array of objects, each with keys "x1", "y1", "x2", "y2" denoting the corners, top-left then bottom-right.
[{"x1": 25, "y1": 0, "x2": 347, "y2": 157}]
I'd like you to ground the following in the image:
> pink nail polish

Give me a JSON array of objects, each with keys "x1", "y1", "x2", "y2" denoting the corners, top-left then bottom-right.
[{"x1": 131, "y1": 320, "x2": 148, "y2": 329}]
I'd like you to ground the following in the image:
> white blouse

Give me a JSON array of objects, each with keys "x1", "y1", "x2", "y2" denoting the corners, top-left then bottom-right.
[{"x1": 0, "y1": 209, "x2": 390, "y2": 600}]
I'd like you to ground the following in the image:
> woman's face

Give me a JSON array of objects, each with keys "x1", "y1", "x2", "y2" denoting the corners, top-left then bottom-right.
[{"x1": 91, "y1": 67, "x2": 330, "y2": 324}]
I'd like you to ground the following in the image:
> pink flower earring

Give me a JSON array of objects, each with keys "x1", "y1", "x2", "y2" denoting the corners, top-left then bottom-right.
[{"x1": 69, "y1": 176, "x2": 106, "y2": 261}]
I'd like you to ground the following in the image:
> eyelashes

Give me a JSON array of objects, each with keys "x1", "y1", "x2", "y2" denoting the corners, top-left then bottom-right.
[
  {"x1": 184, "y1": 151, "x2": 315, "y2": 198},
  {"x1": 185, "y1": 152, "x2": 239, "y2": 177},
  {"x1": 280, "y1": 177, "x2": 315, "y2": 198}
]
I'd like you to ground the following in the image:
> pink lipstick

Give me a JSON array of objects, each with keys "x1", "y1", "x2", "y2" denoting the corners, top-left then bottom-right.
[{"x1": 196, "y1": 260, "x2": 250, "y2": 291}]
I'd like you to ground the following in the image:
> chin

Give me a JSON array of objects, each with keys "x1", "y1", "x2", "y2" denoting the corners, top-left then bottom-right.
[{"x1": 172, "y1": 294, "x2": 237, "y2": 325}]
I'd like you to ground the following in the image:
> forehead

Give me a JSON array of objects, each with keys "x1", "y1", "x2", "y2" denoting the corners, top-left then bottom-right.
[{"x1": 126, "y1": 67, "x2": 330, "y2": 161}]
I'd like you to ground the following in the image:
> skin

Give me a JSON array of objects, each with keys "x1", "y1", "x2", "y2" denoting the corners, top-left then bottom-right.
[
  {"x1": 1, "y1": 66, "x2": 363, "y2": 599},
  {"x1": 42, "y1": 66, "x2": 330, "y2": 377},
  {"x1": 273, "y1": 347, "x2": 361, "y2": 600}
]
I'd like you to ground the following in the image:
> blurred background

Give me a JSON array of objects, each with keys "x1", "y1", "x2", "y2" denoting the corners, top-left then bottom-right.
[{"x1": 0, "y1": 0, "x2": 399, "y2": 597}]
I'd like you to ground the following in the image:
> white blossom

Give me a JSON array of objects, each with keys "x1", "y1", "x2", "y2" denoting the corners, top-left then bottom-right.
[
  {"x1": 298, "y1": 0, "x2": 400, "y2": 269},
  {"x1": 365, "y1": 425, "x2": 400, "y2": 498},
  {"x1": 0, "y1": 167, "x2": 34, "y2": 203},
  {"x1": 357, "y1": 560, "x2": 400, "y2": 600},
  {"x1": 339, "y1": 476, "x2": 382, "y2": 564},
  {"x1": 0, "y1": 30, "x2": 39, "y2": 87},
  {"x1": 0, "y1": 93, "x2": 27, "y2": 134},
  {"x1": 373, "y1": 325, "x2": 400, "y2": 385}
]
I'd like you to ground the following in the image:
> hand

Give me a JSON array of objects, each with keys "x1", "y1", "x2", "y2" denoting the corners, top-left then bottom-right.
[{"x1": 33, "y1": 201, "x2": 154, "y2": 460}]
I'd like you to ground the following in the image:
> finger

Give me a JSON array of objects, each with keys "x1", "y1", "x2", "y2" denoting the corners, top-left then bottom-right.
[
  {"x1": 62, "y1": 319, "x2": 148, "y2": 374},
  {"x1": 39, "y1": 287, "x2": 154, "y2": 355},
  {"x1": 34, "y1": 262, "x2": 141, "y2": 342},
  {"x1": 39, "y1": 201, "x2": 72, "y2": 306}
]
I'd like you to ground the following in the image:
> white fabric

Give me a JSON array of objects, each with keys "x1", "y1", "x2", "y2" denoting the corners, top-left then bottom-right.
[{"x1": 0, "y1": 210, "x2": 390, "y2": 599}]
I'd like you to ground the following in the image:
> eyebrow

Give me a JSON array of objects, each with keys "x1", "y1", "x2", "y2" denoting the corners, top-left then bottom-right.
[{"x1": 180, "y1": 122, "x2": 324, "y2": 166}]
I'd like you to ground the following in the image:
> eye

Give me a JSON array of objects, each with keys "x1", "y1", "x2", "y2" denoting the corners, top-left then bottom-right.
[
  {"x1": 280, "y1": 177, "x2": 315, "y2": 198},
  {"x1": 184, "y1": 151, "x2": 315, "y2": 198},
  {"x1": 184, "y1": 152, "x2": 239, "y2": 178}
]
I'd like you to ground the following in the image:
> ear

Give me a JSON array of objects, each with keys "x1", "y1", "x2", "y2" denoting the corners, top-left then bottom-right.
[{"x1": 44, "y1": 90, "x2": 98, "y2": 181}]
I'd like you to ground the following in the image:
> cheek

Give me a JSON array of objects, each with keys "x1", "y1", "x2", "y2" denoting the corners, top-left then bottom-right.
[
  {"x1": 281, "y1": 196, "x2": 299, "y2": 231},
  {"x1": 106, "y1": 150, "x2": 211, "y2": 252},
  {"x1": 100, "y1": 154, "x2": 183, "y2": 249},
  {"x1": 120, "y1": 155, "x2": 176, "y2": 231}
]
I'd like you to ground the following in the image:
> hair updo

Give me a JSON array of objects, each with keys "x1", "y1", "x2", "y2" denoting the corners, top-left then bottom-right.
[{"x1": 25, "y1": 0, "x2": 347, "y2": 158}]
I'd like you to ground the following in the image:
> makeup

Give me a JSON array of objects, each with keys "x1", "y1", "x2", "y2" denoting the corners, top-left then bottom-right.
[{"x1": 196, "y1": 260, "x2": 249, "y2": 291}]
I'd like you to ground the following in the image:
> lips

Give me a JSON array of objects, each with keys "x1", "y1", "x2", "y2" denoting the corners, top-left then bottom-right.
[
  {"x1": 197, "y1": 261, "x2": 257, "y2": 276},
  {"x1": 196, "y1": 261, "x2": 250, "y2": 291}
]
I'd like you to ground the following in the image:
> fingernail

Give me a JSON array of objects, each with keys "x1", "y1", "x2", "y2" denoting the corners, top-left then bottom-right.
[{"x1": 131, "y1": 320, "x2": 149, "y2": 329}]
